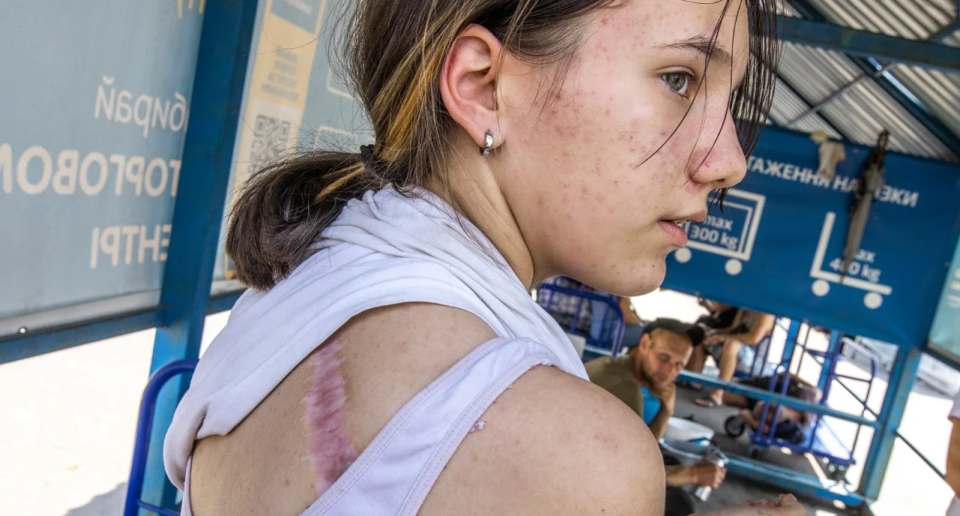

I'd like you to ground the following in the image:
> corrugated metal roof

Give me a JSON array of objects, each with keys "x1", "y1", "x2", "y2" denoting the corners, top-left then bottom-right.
[
  {"x1": 770, "y1": 0, "x2": 960, "y2": 162},
  {"x1": 822, "y1": 79, "x2": 956, "y2": 158},
  {"x1": 769, "y1": 78, "x2": 844, "y2": 139},
  {"x1": 812, "y1": 0, "x2": 956, "y2": 39}
]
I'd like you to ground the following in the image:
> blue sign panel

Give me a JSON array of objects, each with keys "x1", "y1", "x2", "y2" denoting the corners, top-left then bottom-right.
[
  {"x1": 663, "y1": 128, "x2": 960, "y2": 348},
  {"x1": 0, "y1": 1, "x2": 204, "y2": 321},
  {"x1": 929, "y1": 239, "x2": 960, "y2": 357}
]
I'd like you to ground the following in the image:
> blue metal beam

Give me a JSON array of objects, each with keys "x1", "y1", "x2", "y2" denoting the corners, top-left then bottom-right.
[
  {"x1": 206, "y1": 290, "x2": 244, "y2": 315},
  {"x1": 676, "y1": 371, "x2": 880, "y2": 428},
  {"x1": 778, "y1": 17, "x2": 960, "y2": 73},
  {"x1": 141, "y1": 0, "x2": 259, "y2": 510},
  {"x1": 0, "y1": 291, "x2": 241, "y2": 366},
  {"x1": 931, "y1": 20, "x2": 960, "y2": 42},
  {"x1": 0, "y1": 308, "x2": 163, "y2": 365},
  {"x1": 785, "y1": 76, "x2": 866, "y2": 128},
  {"x1": 930, "y1": 0, "x2": 960, "y2": 42},
  {"x1": 725, "y1": 456, "x2": 865, "y2": 507},
  {"x1": 857, "y1": 346, "x2": 922, "y2": 500},
  {"x1": 785, "y1": 0, "x2": 960, "y2": 159},
  {"x1": 786, "y1": 11, "x2": 960, "y2": 131}
]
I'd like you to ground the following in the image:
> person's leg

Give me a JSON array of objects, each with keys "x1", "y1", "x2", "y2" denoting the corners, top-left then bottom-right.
[
  {"x1": 721, "y1": 391, "x2": 749, "y2": 407},
  {"x1": 686, "y1": 345, "x2": 706, "y2": 373},
  {"x1": 664, "y1": 487, "x2": 696, "y2": 516},
  {"x1": 740, "y1": 407, "x2": 760, "y2": 431},
  {"x1": 705, "y1": 340, "x2": 742, "y2": 405},
  {"x1": 681, "y1": 346, "x2": 707, "y2": 391},
  {"x1": 661, "y1": 451, "x2": 696, "y2": 516}
]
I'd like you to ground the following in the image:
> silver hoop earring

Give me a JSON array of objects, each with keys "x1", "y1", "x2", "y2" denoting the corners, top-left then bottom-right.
[{"x1": 480, "y1": 131, "x2": 494, "y2": 156}]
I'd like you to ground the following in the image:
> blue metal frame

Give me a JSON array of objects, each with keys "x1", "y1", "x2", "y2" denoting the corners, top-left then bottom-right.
[
  {"x1": 206, "y1": 289, "x2": 245, "y2": 316},
  {"x1": 785, "y1": 15, "x2": 960, "y2": 132},
  {"x1": 725, "y1": 455, "x2": 864, "y2": 507},
  {"x1": 141, "y1": 0, "x2": 259, "y2": 510},
  {"x1": 857, "y1": 346, "x2": 922, "y2": 500},
  {"x1": 780, "y1": 319, "x2": 802, "y2": 366},
  {"x1": 0, "y1": 308, "x2": 162, "y2": 365},
  {"x1": 124, "y1": 359, "x2": 198, "y2": 516},
  {"x1": 536, "y1": 283, "x2": 626, "y2": 358},
  {"x1": 0, "y1": 292, "x2": 242, "y2": 366},
  {"x1": 748, "y1": 332, "x2": 878, "y2": 471},
  {"x1": 785, "y1": 0, "x2": 960, "y2": 159},
  {"x1": 777, "y1": 17, "x2": 960, "y2": 73},
  {"x1": 814, "y1": 346, "x2": 945, "y2": 480},
  {"x1": 682, "y1": 321, "x2": 909, "y2": 506},
  {"x1": 775, "y1": 76, "x2": 848, "y2": 138},
  {"x1": 677, "y1": 371, "x2": 879, "y2": 429},
  {"x1": 930, "y1": 1, "x2": 960, "y2": 42}
]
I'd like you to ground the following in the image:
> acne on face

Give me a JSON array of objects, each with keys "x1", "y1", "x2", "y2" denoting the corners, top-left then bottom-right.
[{"x1": 498, "y1": 0, "x2": 751, "y2": 294}]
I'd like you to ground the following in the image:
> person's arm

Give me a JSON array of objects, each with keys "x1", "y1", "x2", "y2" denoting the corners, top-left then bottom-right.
[
  {"x1": 665, "y1": 460, "x2": 726, "y2": 488},
  {"x1": 737, "y1": 312, "x2": 775, "y2": 346},
  {"x1": 647, "y1": 383, "x2": 674, "y2": 440},
  {"x1": 516, "y1": 372, "x2": 665, "y2": 515},
  {"x1": 695, "y1": 494, "x2": 806, "y2": 516},
  {"x1": 706, "y1": 312, "x2": 774, "y2": 347},
  {"x1": 712, "y1": 309, "x2": 744, "y2": 334}
]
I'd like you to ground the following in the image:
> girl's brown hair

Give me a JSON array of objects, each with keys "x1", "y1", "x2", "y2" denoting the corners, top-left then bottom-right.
[{"x1": 227, "y1": 0, "x2": 781, "y2": 291}]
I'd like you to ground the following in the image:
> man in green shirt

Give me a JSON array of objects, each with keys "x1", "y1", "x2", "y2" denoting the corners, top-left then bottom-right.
[{"x1": 586, "y1": 319, "x2": 726, "y2": 499}]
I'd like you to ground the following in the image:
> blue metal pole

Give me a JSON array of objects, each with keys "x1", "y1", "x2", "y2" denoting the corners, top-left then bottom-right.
[
  {"x1": 676, "y1": 371, "x2": 880, "y2": 428},
  {"x1": 857, "y1": 346, "x2": 922, "y2": 500},
  {"x1": 817, "y1": 331, "x2": 842, "y2": 393},
  {"x1": 140, "y1": 0, "x2": 258, "y2": 510},
  {"x1": 0, "y1": 308, "x2": 163, "y2": 365},
  {"x1": 781, "y1": 319, "x2": 801, "y2": 367}
]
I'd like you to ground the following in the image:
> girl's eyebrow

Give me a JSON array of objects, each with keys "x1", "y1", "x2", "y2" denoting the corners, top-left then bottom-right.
[{"x1": 659, "y1": 35, "x2": 732, "y2": 67}]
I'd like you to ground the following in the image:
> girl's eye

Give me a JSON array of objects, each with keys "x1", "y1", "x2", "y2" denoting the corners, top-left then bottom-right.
[{"x1": 662, "y1": 72, "x2": 693, "y2": 97}]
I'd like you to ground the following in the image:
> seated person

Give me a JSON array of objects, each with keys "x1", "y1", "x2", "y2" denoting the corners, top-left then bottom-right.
[
  {"x1": 688, "y1": 308, "x2": 776, "y2": 408},
  {"x1": 695, "y1": 298, "x2": 741, "y2": 332},
  {"x1": 722, "y1": 373, "x2": 821, "y2": 444},
  {"x1": 585, "y1": 319, "x2": 724, "y2": 513}
]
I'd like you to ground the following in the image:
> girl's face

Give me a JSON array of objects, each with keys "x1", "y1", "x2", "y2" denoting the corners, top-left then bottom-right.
[{"x1": 497, "y1": 0, "x2": 751, "y2": 295}]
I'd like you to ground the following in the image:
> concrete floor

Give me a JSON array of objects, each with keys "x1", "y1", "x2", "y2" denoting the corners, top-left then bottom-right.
[
  {"x1": 672, "y1": 385, "x2": 858, "y2": 515},
  {"x1": 1, "y1": 290, "x2": 956, "y2": 515}
]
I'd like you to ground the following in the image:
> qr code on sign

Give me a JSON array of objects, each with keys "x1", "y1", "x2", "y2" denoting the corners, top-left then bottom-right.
[{"x1": 249, "y1": 115, "x2": 292, "y2": 168}]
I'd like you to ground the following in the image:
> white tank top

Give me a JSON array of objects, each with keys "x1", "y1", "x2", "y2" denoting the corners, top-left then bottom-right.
[{"x1": 164, "y1": 187, "x2": 588, "y2": 514}]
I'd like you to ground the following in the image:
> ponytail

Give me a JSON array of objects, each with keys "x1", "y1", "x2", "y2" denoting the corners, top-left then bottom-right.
[{"x1": 226, "y1": 152, "x2": 374, "y2": 290}]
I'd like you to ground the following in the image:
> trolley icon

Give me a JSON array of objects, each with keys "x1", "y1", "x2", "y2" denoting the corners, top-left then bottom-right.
[
  {"x1": 809, "y1": 212, "x2": 891, "y2": 309},
  {"x1": 673, "y1": 189, "x2": 766, "y2": 276}
]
